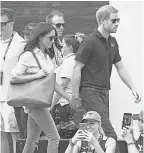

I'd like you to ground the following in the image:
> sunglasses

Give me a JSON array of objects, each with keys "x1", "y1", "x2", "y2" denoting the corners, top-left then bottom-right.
[
  {"x1": 0, "y1": 20, "x2": 13, "y2": 27},
  {"x1": 45, "y1": 36, "x2": 57, "y2": 41},
  {"x1": 110, "y1": 18, "x2": 120, "y2": 24},
  {"x1": 53, "y1": 23, "x2": 66, "y2": 28}
]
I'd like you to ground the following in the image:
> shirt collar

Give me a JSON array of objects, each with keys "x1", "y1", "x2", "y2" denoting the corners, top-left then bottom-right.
[
  {"x1": 93, "y1": 29, "x2": 112, "y2": 41},
  {"x1": 1, "y1": 32, "x2": 16, "y2": 43},
  {"x1": 62, "y1": 53, "x2": 75, "y2": 61}
]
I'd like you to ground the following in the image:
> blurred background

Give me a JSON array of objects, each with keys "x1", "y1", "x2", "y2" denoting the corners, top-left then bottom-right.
[{"x1": 1, "y1": 1, "x2": 109, "y2": 36}]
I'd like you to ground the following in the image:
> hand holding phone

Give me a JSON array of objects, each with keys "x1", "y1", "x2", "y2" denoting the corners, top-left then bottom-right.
[
  {"x1": 79, "y1": 123, "x2": 87, "y2": 131},
  {"x1": 122, "y1": 113, "x2": 132, "y2": 129}
]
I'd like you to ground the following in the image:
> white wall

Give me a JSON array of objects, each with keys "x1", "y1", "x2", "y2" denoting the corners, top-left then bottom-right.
[{"x1": 109, "y1": 1, "x2": 144, "y2": 139}]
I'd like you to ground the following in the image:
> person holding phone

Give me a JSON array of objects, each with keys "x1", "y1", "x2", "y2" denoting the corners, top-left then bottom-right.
[
  {"x1": 122, "y1": 109, "x2": 144, "y2": 153},
  {"x1": 65, "y1": 111, "x2": 116, "y2": 153}
]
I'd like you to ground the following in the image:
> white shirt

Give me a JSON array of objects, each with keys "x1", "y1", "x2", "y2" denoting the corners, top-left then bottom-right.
[
  {"x1": 11, "y1": 48, "x2": 54, "y2": 75},
  {"x1": 0, "y1": 32, "x2": 25, "y2": 101},
  {"x1": 55, "y1": 53, "x2": 75, "y2": 106}
]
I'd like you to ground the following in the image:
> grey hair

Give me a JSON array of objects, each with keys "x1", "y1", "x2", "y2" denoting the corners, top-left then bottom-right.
[
  {"x1": 96, "y1": 5, "x2": 118, "y2": 26},
  {"x1": 46, "y1": 10, "x2": 64, "y2": 24},
  {"x1": 1, "y1": 8, "x2": 15, "y2": 21}
]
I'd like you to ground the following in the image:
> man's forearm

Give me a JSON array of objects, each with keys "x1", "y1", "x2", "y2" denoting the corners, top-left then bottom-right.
[
  {"x1": 117, "y1": 67, "x2": 135, "y2": 90},
  {"x1": 72, "y1": 75, "x2": 81, "y2": 97}
]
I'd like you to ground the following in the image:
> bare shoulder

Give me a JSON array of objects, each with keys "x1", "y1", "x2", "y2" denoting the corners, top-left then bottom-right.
[{"x1": 105, "y1": 137, "x2": 116, "y2": 148}]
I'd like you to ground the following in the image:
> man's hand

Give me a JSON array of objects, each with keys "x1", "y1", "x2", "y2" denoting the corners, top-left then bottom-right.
[
  {"x1": 131, "y1": 89, "x2": 141, "y2": 103},
  {"x1": 70, "y1": 98, "x2": 82, "y2": 110}
]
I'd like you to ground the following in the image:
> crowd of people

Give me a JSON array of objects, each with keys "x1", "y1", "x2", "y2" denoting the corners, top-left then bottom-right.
[{"x1": 0, "y1": 4, "x2": 143, "y2": 153}]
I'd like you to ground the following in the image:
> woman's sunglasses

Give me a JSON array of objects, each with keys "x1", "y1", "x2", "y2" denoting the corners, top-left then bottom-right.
[
  {"x1": 46, "y1": 36, "x2": 57, "y2": 41},
  {"x1": 1, "y1": 20, "x2": 13, "y2": 27},
  {"x1": 53, "y1": 23, "x2": 66, "y2": 28}
]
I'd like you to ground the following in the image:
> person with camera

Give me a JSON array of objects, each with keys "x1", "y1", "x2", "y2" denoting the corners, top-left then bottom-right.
[
  {"x1": 122, "y1": 109, "x2": 144, "y2": 153},
  {"x1": 65, "y1": 111, "x2": 116, "y2": 153}
]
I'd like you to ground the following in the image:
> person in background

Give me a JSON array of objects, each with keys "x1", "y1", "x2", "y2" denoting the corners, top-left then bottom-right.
[
  {"x1": 50, "y1": 34, "x2": 83, "y2": 122},
  {"x1": 65, "y1": 111, "x2": 116, "y2": 153},
  {"x1": 75, "y1": 32, "x2": 86, "y2": 44},
  {"x1": 10, "y1": 22, "x2": 71, "y2": 153},
  {"x1": 46, "y1": 10, "x2": 66, "y2": 68},
  {"x1": 122, "y1": 109, "x2": 144, "y2": 153},
  {"x1": 23, "y1": 22, "x2": 37, "y2": 40},
  {"x1": 0, "y1": 8, "x2": 25, "y2": 153},
  {"x1": 71, "y1": 5, "x2": 141, "y2": 141}
]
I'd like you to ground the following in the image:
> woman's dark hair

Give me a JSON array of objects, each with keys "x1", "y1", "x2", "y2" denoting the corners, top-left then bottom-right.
[
  {"x1": 63, "y1": 34, "x2": 81, "y2": 54},
  {"x1": 24, "y1": 22, "x2": 61, "y2": 59}
]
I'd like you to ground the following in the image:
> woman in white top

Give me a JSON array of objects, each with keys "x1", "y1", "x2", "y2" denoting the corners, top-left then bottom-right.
[
  {"x1": 65, "y1": 111, "x2": 116, "y2": 153},
  {"x1": 50, "y1": 34, "x2": 83, "y2": 123},
  {"x1": 10, "y1": 22, "x2": 70, "y2": 153}
]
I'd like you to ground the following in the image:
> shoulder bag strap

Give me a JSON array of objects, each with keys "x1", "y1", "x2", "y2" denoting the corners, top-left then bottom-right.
[{"x1": 28, "y1": 50, "x2": 42, "y2": 70}]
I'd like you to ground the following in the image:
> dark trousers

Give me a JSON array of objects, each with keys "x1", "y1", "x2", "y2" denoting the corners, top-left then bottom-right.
[
  {"x1": 14, "y1": 107, "x2": 28, "y2": 139},
  {"x1": 81, "y1": 87, "x2": 117, "y2": 140}
]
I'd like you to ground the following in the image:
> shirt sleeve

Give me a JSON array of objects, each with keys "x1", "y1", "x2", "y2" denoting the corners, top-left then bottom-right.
[
  {"x1": 113, "y1": 40, "x2": 121, "y2": 64},
  {"x1": 11, "y1": 52, "x2": 31, "y2": 75},
  {"x1": 75, "y1": 37, "x2": 93, "y2": 64},
  {"x1": 58, "y1": 58, "x2": 74, "y2": 79}
]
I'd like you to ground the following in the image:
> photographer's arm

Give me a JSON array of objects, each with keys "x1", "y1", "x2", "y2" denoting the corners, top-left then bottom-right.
[
  {"x1": 127, "y1": 144, "x2": 139, "y2": 153},
  {"x1": 122, "y1": 128, "x2": 139, "y2": 153}
]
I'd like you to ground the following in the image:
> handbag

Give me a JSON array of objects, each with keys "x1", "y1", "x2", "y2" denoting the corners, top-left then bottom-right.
[{"x1": 7, "y1": 50, "x2": 56, "y2": 108}]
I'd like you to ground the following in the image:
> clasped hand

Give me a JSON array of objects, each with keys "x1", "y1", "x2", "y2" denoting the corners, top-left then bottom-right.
[
  {"x1": 72, "y1": 130, "x2": 98, "y2": 146},
  {"x1": 70, "y1": 98, "x2": 82, "y2": 110},
  {"x1": 36, "y1": 69, "x2": 49, "y2": 78}
]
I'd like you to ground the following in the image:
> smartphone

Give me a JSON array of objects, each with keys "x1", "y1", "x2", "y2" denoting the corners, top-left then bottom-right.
[
  {"x1": 122, "y1": 113, "x2": 132, "y2": 129},
  {"x1": 79, "y1": 123, "x2": 87, "y2": 131}
]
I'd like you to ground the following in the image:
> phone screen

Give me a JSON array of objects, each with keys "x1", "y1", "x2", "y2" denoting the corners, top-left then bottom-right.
[
  {"x1": 122, "y1": 113, "x2": 132, "y2": 129},
  {"x1": 79, "y1": 123, "x2": 87, "y2": 130}
]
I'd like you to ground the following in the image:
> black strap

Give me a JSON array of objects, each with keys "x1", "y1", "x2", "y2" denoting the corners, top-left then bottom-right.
[
  {"x1": 3, "y1": 33, "x2": 14, "y2": 61},
  {"x1": 27, "y1": 50, "x2": 42, "y2": 70}
]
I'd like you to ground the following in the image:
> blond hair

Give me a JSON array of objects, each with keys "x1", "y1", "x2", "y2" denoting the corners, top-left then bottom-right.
[{"x1": 96, "y1": 5, "x2": 118, "y2": 26}]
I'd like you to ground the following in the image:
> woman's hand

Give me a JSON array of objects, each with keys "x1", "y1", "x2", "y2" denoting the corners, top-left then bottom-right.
[
  {"x1": 83, "y1": 130, "x2": 99, "y2": 147},
  {"x1": 36, "y1": 69, "x2": 49, "y2": 78},
  {"x1": 71, "y1": 130, "x2": 86, "y2": 144},
  {"x1": 121, "y1": 126, "x2": 135, "y2": 144}
]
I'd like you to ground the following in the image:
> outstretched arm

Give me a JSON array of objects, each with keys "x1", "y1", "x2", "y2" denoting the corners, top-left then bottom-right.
[{"x1": 114, "y1": 61, "x2": 141, "y2": 103}]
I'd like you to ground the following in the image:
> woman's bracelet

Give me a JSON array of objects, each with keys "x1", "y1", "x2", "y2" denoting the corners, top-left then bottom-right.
[{"x1": 69, "y1": 138, "x2": 76, "y2": 147}]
